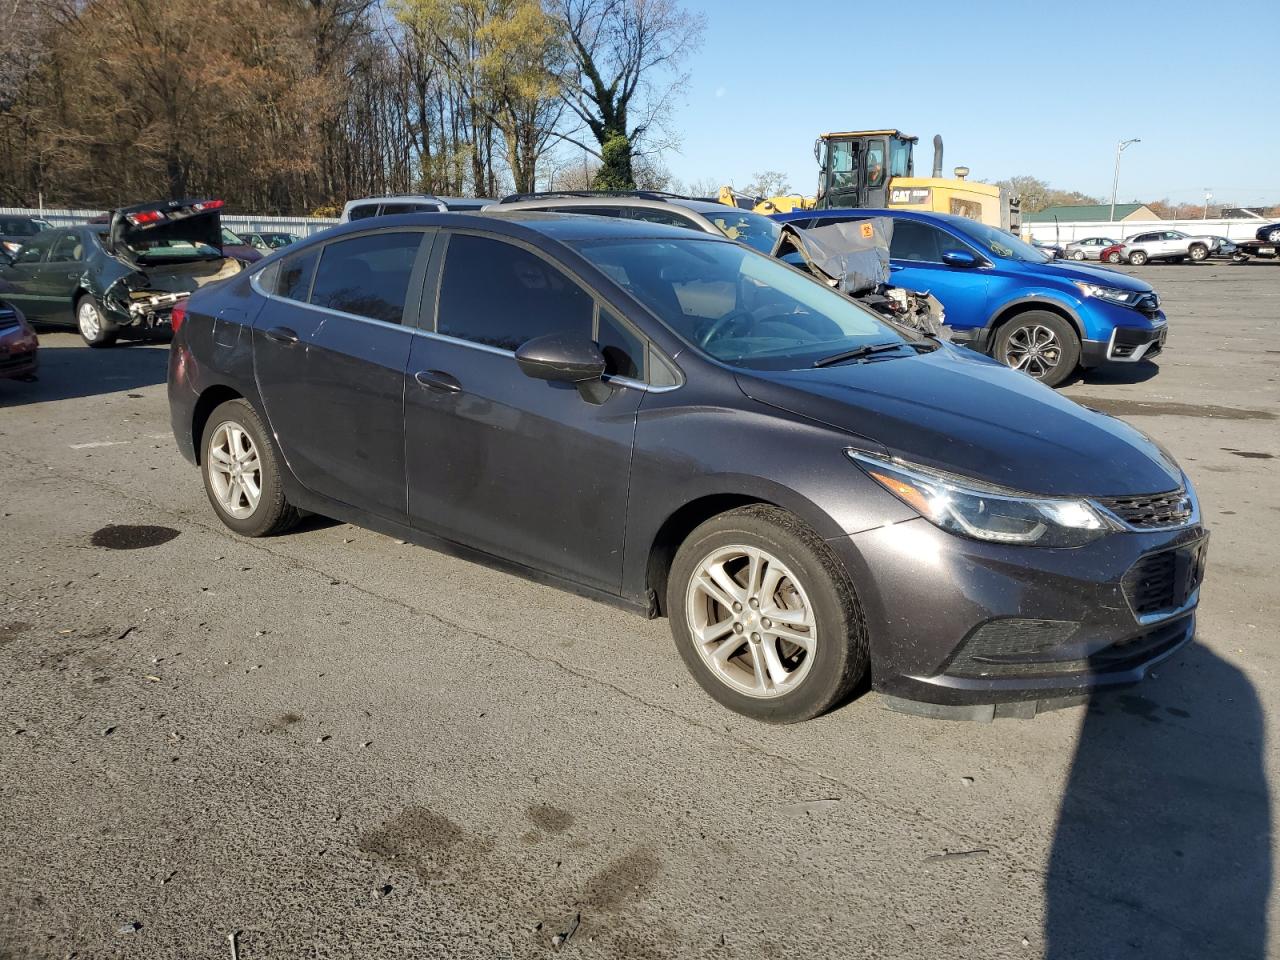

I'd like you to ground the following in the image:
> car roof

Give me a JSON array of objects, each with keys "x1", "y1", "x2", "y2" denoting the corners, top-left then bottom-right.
[
  {"x1": 499, "y1": 194, "x2": 708, "y2": 214},
  {"x1": 775, "y1": 207, "x2": 987, "y2": 231},
  {"x1": 345, "y1": 195, "x2": 442, "y2": 205},
  {"x1": 302, "y1": 210, "x2": 730, "y2": 246}
]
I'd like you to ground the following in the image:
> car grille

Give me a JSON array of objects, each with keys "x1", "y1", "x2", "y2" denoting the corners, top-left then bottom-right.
[
  {"x1": 1096, "y1": 489, "x2": 1192, "y2": 528},
  {"x1": 1122, "y1": 541, "x2": 1207, "y2": 617}
]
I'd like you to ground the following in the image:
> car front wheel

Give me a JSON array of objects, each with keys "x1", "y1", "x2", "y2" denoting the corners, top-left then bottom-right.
[
  {"x1": 668, "y1": 505, "x2": 868, "y2": 723},
  {"x1": 993, "y1": 311, "x2": 1080, "y2": 387},
  {"x1": 1267, "y1": 228, "x2": 1280, "y2": 244},
  {"x1": 1107, "y1": 252, "x2": 1123, "y2": 264},
  {"x1": 76, "y1": 295, "x2": 118, "y2": 348},
  {"x1": 201, "y1": 399, "x2": 300, "y2": 537}
]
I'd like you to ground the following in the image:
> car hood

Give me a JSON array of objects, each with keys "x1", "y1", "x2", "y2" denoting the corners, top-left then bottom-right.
[
  {"x1": 1028, "y1": 260, "x2": 1154, "y2": 292},
  {"x1": 734, "y1": 344, "x2": 1182, "y2": 497}
]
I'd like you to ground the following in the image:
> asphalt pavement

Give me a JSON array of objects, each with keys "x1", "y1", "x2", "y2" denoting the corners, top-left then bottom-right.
[{"x1": 1, "y1": 259, "x2": 1277, "y2": 959}]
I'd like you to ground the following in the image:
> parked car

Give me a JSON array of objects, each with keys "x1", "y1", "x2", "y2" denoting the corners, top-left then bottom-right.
[
  {"x1": 495, "y1": 190, "x2": 782, "y2": 254},
  {"x1": 775, "y1": 209, "x2": 1167, "y2": 387},
  {"x1": 340, "y1": 195, "x2": 447, "y2": 222},
  {"x1": 168, "y1": 211, "x2": 1206, "y2": 723},
  {"x1": 240, "y1": 231, "x2": 301, "y2": 251},
  {"x1": 221, "y1": 228, "x2": 264, "y2": 265},
  {"x1": 0, "y1": 297, "x2": 38, "y2": 381},
  {"x1": 1100, "y1": 243, "x2": 1126, "y2": 264},
  {"x1": 0, "y1": 198, "x2": 242, "y2": 346},
  {"x1": 1063, "y1": 237, "x2": 1118, "y2": 261},
  {"x1": 0, "y1": 215, "x2": 53, "y2": 258},
  {"x1": 1254, "y1": 222, "x2": 1280, "y2": 244},
  {"x1": 1120, "y1": 230, "x2": 1221, "y2": 265}
]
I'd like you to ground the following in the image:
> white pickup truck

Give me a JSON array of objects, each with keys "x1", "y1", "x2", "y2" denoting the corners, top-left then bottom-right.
[{"x1": 1119, "y1": 229, "x2": 1221, "y2": 265}]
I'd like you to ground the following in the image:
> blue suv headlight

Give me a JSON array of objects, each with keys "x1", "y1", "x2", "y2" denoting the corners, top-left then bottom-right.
[{"x1": 1073, "y1": 281, "x2": 1141, "y2": 307}]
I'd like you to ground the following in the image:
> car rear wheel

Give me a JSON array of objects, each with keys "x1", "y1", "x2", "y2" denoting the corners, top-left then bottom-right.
[
  {"x1": 1188, "y1": 243, "x2": 1208, "y2": 262},
  {"x1": 993, "y1": 311, "x2": 1080, "y2": 387},
  {"x1": 1106, "y1": 252, "x2": 1123, "y2": 264},
  {"x1": 1267, "y1": 228, "x2": 1280, "y2": 244},
  {"x1": 1072, "y1": 250, "x2": 1087, "y2": 260},
  {"x1": 667, "y1": 505, "x2": 868, "y2": 723},
  {"x1": 1127, "y1": 249, "x2": 1149, "y2": 266},
  {"x1": 201, "y1": 399, "x2": 300, "y2": 537},
  {"x1": 76, "y1": 295, "x2": 118, "y2": 348}
]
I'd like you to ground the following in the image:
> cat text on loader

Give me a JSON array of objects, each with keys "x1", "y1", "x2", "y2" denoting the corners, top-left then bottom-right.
[{"x1": 723, "y1": 131, "x2": 1020, "y2": 230}]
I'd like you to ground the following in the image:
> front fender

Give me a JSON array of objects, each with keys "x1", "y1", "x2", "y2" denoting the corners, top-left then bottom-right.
[
  {"x1": 620, "y1": 389, "x2": 917, "y2": 601},
  {"x1": 987, "y1": 291, "x2": 1090, "y2": 340}
]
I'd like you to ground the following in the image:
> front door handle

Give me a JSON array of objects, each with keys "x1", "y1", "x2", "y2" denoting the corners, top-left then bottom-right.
[
  {"x1": 265, "y1": 326, "x2": 300, "y2": 345},
  {"x1": 414, "y1": 369, "x2": 461, "y2": 394}
]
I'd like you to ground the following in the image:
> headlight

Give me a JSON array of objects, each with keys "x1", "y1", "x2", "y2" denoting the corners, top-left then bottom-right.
[
  {"x1": 848, "y1": 451, "x2": 1115, "y2": 547},
  {"x1": 1073, "y1": 281, "x2": 1139, "y2": 306}
]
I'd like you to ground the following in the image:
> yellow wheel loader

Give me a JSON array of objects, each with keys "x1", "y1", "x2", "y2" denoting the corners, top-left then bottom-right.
[{"x1": 720, "y1": 130, "x2": 1020, "y2": 230}]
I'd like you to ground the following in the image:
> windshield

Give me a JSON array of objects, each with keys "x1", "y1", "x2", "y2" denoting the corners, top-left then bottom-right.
[
  {"x1": 572, "y1": 237, "x2": 906, "y2": 370},
  {"x1": 702, "y1": 209, "x2": 782, "y2": 254},
  {"x1": 963, "y1": 221, "x2": 1049, "y2": 263}
]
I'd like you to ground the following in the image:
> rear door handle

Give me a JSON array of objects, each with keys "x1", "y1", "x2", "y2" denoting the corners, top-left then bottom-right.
[
  {"x1": 265, "y1": 326, "x2": 299, "y2": 344},
  {"x1": 414, "y1": 369, "x2": 461, "y2": 394}
]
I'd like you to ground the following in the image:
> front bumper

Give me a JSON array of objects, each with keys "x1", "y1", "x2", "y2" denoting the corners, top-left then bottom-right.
[
  {"x1": 1081, "y1": 320, "x2": 1167, "y2": 366},
  {"x1": 826, "y1": 514, "x2": 1206, "y2": 711},
  {"x1": 0, "y1": 331, "x2": 39, "y2": 380}
]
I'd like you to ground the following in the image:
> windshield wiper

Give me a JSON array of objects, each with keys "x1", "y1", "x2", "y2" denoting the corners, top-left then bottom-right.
[{"x1": 812, "y1": 341, "x2": 910, "y2": 368}]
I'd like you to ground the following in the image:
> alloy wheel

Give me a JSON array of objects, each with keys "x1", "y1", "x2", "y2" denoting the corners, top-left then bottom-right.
[
  {"x1": 207, "y1": 421, "x2": 263, "y2": 519},
  {"x1": 78, "y1": 299, "x2": 101, "y2": 340},
  {"x1": 685, "y1": 544, "x2": 817, "y2": 699},
  {"x1": 1268, "y1": 229, "x2": 1280, "y2": 244},
  {"x1": 1004, "y1": 324, "x2": 1062, "y2": 379}
]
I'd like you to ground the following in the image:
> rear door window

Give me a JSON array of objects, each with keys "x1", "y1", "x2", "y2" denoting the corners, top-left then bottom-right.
[
  {"x1": 48, "y1": 232, "x2": 85, "y2": 263},
  {"x1": 435, "y1": 234, "x2": 594, "y2": 350},
  {"x1": 310, "y1": 232, "x2": 424, "y2": 324}
]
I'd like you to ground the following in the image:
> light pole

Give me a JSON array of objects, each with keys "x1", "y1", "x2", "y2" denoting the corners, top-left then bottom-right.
[
  {"x1": 1203, "y1": 190, "x2": 1212, "y2": 220},
  {"x1": 1109, "y1": 138, "x2": 1140, "y2": 228}
]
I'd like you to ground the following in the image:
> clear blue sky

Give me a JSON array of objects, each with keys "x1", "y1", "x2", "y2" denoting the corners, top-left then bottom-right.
[{"x1": 663, "y1": 0, "x2": 1280, "y2": 206}]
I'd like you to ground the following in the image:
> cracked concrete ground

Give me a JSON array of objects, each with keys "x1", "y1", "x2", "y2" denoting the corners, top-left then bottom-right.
[{"x1": 1, "y1": 261, "x2": 1277, "y2": 959}]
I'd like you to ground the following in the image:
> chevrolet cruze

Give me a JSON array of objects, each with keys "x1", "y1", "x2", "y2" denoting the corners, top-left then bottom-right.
[{"x1": 168, "y1": 212, "x2": 1207, "y2": 723}]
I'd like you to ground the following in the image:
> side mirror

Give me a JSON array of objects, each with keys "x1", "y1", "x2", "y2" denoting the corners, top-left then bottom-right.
[
  {"x1": 515, "y1": 332, "x2": 606, "y2": 384},
  {"x1": 0, "y1": 250, "x2": 13, "y2": 267},
  {"x1": 941, "y1": 250, "x2": 978, "y2": 268}
]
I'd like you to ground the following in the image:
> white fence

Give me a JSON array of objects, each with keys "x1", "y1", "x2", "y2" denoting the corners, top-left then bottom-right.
[
  {"x1": 0, "y1": 206, "x2": 339, "y2": 237},
  {"x1": 1024, "y1": 217, "x2": 1269, "y2": 245}
]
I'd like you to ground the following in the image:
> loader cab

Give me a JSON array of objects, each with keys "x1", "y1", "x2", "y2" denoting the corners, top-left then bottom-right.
[{"x1": 815, "y1": 130, "x2": 916, "y2": 210}]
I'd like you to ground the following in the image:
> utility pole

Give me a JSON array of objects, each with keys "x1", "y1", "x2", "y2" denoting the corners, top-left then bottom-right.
[
  {"x1": 1203, "y1": 190, "x2": 1212, "y2": 220},
  {"x1": 1110, "y1": 138, "x2": 1141, "y2": 227}
]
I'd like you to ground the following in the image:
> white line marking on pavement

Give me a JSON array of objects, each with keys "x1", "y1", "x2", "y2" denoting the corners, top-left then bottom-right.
[{"x1": 68, "y1": 441, "x2": 130, "y2": 450}]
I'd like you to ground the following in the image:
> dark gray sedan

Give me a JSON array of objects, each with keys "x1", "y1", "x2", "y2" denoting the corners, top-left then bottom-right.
[{"x1": 167, "y1": 212, "x2": 1206, "y2": 722}]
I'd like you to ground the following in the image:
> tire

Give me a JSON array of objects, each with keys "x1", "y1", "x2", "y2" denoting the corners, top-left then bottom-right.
[
  {"x1": 1072, "y1": 250, "x2": 1086, "y2": 261},
  {"x1": 1267, "y1": 228, "x2": 1280, "y2": 244},
  {"x1": 1106, "y1": 252, "x2": 1123, "y2": 264},
  {"x1": 1127, "y1": 249, "x2": 1148, "y2": 266},
  {"x1": 76, "y1": 294, "x2": 118, "y2": 347},
  {"x1": 992, "y1": 310, "x2": 1080, "y2": 388},
  {"x1": 667, "y1": 504, "x2": 868, "y2": 724},
  {"x1": 1188, "y1": 244, "x2": 1208, "y2": 262},
  {"x1": 200, "y1": 398, "x2": 300, "y2": 537}
]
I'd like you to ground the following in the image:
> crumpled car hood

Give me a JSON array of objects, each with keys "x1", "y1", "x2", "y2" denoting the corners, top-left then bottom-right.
[{"x1": 734, "y1": 343, "x2": 1183, "y2": 497}]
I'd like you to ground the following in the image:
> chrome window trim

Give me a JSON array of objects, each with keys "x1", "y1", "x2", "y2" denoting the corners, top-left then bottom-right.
[{"x1": 410, "y1": 328, "x2": 679, "y2": 392}]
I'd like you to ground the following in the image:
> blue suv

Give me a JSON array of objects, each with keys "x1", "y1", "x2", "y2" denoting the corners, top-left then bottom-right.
[{"x1": 774, "y1": 208, "x2": 1168, "y2": 387}]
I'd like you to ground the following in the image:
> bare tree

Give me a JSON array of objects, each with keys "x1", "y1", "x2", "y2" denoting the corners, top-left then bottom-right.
[{"x1": 552, "y1": 0, "x2": 703, "y2": 189}]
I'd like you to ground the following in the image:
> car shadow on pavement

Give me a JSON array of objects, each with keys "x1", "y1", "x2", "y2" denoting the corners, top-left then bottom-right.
[
  {"x1": 1044, "y1": 641, "x2": 1270, "y2": 959},
  {"x1": 0, "y1": 341, "x2": 168, "y2": 407},
  {"x1": 1069, "y1": 361, "x2": 1161, "y2": 386}
]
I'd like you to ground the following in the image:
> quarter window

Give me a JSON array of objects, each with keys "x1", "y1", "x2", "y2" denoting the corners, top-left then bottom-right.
[
  {"x1": 597, "y1": 308, "x2": 643, "y2": 379},
  {"x1": 310, "y1": 232, "x2": 422, "y2": 324},
  {"x1": 436, "y1": 234, "x2": 594, "y2": 350},
  {"x1": 274, "y1": 248, "x2": 319, "y2": 302}
]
